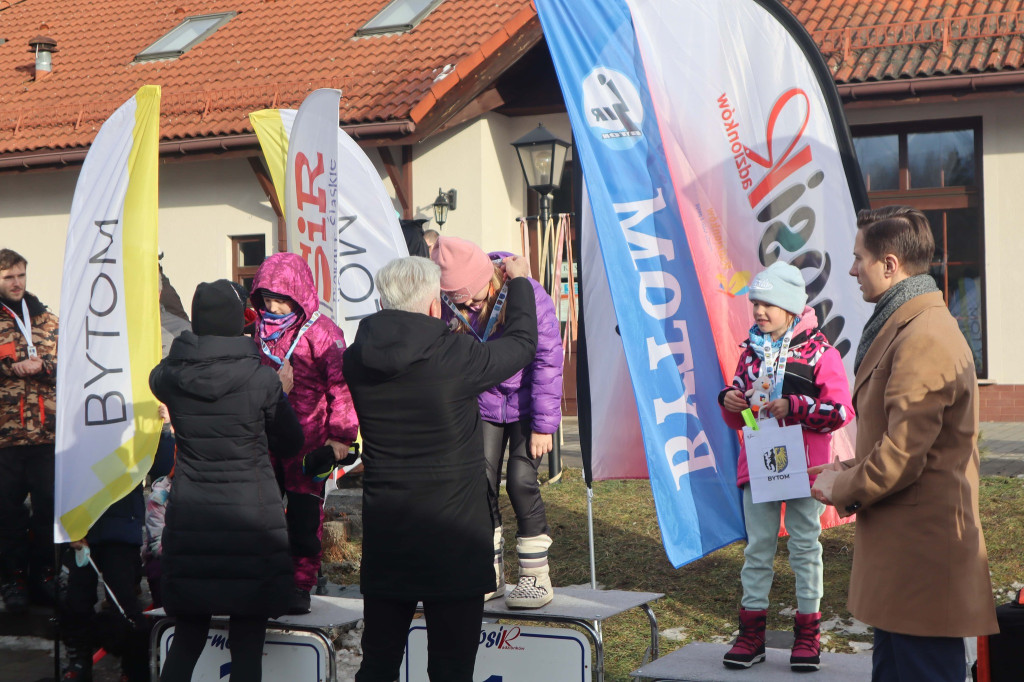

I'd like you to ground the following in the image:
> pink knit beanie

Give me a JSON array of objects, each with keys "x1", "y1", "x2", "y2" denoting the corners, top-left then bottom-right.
[{"x1": 430, "y1": 236, "x2": 495, "y2": 303}]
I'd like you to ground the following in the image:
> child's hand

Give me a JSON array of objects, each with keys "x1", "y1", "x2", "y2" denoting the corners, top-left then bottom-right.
[
  {"x1": 277, "y1": 358, "x2": 294, "y2": 394},
  {"x1": 722, "y1": 389, "x2": 748, "y2": 413},
  {"x1": 766, "y1": 398, "x2": 790, "y2": 419}
]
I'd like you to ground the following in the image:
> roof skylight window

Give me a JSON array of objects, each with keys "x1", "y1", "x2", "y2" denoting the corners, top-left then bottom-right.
[
  {"x1": 134, "y1": 12, "x2": 236, "y2": 62},
  {"x1": 356, "y1": 0, "x2": 445, "y2": 36}
]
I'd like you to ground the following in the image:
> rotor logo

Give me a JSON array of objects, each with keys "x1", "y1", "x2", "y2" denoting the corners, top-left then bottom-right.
[{"x1": 582, "y1": 67, "x2": 644, "y2": 149}]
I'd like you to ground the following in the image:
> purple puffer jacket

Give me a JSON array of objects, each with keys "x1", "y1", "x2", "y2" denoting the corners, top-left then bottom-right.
[
  {"x1": 442, "y1": 253, "x2": 563, "y2": 433},
  {"x1": 251, "y1": 252, "x2": 359, "y2": 494}
]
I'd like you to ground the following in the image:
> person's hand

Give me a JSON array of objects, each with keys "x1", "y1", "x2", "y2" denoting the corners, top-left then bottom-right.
[
  {"x1": 70, "y1": 540, "x2": 88, "y2": 551},
  {"x1": 766, "y1": 398, "x2": 790, "y2": 420},
  {"x1": 811, "y1": 468, "x2": 838, "y2": 505},
  {"x1": 722, "y1": 389, "x2": 748, "y2": 413},
  {"x1": 277, "y1": 358, "x2": 294, "y2": 394},
  {"x1": 503, "y1": 255, "x2": 531, "y2": 279},
  {"x1": 158, "y1": 403, "x2": 171, "y2": 424},
  {"x1": 807, "y1": 455, "x2": 845, "y2": 476},
  {"x1": 325, "y1": 439, "x2": 348, "y2": 461},
  {"x1": 529, "y1": 431, "x2": 553, "y2": 459},
  {"x1": 11, "y1": 357, "x2": 43, "y2": 377}
]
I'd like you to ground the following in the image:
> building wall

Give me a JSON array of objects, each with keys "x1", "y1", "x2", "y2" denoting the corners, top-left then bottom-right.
[
  {"x1": 0, "y1": 156, "x2": 277, "y2": 315},
  {"x1": 846, "y1": 96, "x2": 1024, "y2": 418},
  {"x1": 410, "y1": 112, "x2": 574, "y2": 252}
]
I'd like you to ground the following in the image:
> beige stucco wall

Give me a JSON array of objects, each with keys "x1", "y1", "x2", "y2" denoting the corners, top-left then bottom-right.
[
  {"x1": 845, "y1": 95, "x2": 1024, "y2": 384},
  {"x1": 409, "y1": 112, "x2": 573, "y2": 251},
  {"x1": 0, "y1": 156, "x2": 277, "y2": 315}
]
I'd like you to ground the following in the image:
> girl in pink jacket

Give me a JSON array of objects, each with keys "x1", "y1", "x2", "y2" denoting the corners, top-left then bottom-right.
[
  {"x1": 717, "y1": 261, "x2": 853, "y2": 673},
  {"x1": 250, "y1": 252, "x2": 359, "y2": 614}
]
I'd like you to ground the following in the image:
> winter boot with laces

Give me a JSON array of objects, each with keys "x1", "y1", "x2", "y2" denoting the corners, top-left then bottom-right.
[
  {"x1": 504, "y1": 534, "x2": 553, "y2": 609},
  {"x1": 484, "y1": 526, "x2": 505, "y2": 602},
  {"x1": 722, "y1": 608, "x2": 767, "y2": 669},
  {"x1": 790, "y1": 611, "x2": 822, "y2": 672}
]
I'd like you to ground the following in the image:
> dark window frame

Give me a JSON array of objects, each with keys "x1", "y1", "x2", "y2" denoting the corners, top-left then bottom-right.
[
  {"x1": 852, "y1": 117, "x2": 987, "y2": 376},
  {"x1": 231, "y1": 235, "x2": 266, "y2": 295},
  {"x1": 134, "y1": 11, "x2": 237, "y2": 63},
  {"x1": 355, "y1": 0, "x2": 446, "y2": 37}
]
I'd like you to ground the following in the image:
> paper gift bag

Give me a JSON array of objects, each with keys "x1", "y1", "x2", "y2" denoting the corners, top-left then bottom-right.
[{"x1": 743, "y1": 419, "x2": 810, "y2": 504}]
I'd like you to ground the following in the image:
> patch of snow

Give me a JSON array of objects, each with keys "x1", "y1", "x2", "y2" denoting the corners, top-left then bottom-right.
[
  {"x1": 0, "y1": 635, "x2": 53, "y2": 651},
  {"x1": 660, "y1": 627, "x2": 687, "y2": 642}
]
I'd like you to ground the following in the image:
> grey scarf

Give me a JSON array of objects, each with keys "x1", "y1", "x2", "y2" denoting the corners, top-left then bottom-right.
[{"x1": 854, "y1": 274, "x2": 939, "y2": 373}]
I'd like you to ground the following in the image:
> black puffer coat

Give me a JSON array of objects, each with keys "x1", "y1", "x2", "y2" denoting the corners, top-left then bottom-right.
[
  {"x1": 149, "y1": 332, "x2": 303, "y2": 618},
  {"x1": 343, "y1": 277, "x2": 537, "y2": 601}
]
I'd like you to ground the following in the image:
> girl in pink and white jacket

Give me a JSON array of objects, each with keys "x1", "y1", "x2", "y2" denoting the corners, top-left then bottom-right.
[
  {"x1": 717, "y1": 261, "x2": 853, "y2": 672},
  {"x1": 250, "y1": 252, "x2": 359, "y2": 614}
]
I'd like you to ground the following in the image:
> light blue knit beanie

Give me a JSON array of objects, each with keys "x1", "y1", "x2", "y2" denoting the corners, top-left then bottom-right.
[{"x1": 748, "y1": 261, "x2": 807, "y2": 315}]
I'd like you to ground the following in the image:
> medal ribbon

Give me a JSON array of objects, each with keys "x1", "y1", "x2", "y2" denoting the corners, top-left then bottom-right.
[
  {"x1": 1, "y1": 300, "x2": 37, "y2": 358},
  {"x1": 761, "y1": 329, "x2": 793, "y2": 403},
  {"x1": 260, "y1": 311, "x2": 320, "y2": 366},
  {"x1": 442, "y1": 283, "x2": 509, "y2": 343}
]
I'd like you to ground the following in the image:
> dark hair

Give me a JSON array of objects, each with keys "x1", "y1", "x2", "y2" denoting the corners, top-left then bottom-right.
[
  {"x1": 0, "y1": 249, "x2": 27, "y2": 272},
  {"x1": 855, "y1": 206, "x2": 934, "y2": 276}
]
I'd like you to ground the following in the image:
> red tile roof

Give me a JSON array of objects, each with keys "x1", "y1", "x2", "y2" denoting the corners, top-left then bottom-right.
[
  {"x1": 788, "y1": 0, "x2": 1024, "y2": 83},
  {"x1": 0, "y1": 0, "x2": 538, "y2": 156},
  {"x1": 3, "y1": 1, "x2": 1024, "y2": 160}
]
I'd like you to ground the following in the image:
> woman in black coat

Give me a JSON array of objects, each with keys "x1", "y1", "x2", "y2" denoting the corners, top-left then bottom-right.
[{"x1": 149, "y1": 280, "x2": 303, "y2": 682}]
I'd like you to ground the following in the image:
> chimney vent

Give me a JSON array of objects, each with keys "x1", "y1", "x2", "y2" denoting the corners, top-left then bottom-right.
[{"x1": 28, "y1": 35, "x2": 57, "y2": 79}]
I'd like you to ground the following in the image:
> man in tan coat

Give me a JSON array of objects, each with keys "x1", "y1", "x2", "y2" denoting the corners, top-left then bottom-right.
[{"x1": 811, "y1": 206, "x2": 997, "y2": 681}]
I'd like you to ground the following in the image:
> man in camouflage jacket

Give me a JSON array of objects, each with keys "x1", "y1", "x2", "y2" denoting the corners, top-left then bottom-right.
[{"x1": 0, "y1": 248, "x2": 58, "y2": 613}]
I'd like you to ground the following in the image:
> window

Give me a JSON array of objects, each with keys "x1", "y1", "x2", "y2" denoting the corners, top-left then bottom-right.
[
  {"x1": 232, "y1": 235, "x2": 266, "y2": 295},
  {"x1": 852, "y1": 119, "x2": 986, "y2": 375},
  {"x1": 134, "y1": 12, "x2": 236, "y2": 62},
  {"x1": 355, "y1": 0, "x2": 445, "y2": 36}
]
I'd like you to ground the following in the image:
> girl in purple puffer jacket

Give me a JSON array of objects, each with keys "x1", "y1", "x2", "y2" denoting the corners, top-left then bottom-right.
[
  {"x1": 250, "y1": 252, "x2": 359, "y2": 615},
  {"x1": 432, "y1": 237, "x2": 563, "y2": 609}
]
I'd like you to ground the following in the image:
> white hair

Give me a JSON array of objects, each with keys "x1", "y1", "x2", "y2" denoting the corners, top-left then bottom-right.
[{"x1": 376, "y1": 256, "x2": 441, "y2": 313}]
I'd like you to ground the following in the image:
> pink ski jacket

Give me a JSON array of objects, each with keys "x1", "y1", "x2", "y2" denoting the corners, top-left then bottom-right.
[
  {"x1": 719, "y1": 307, "x2": 854, "y2": 487},
  {"x1": 251, "y1": 252, "x2": 358, "y2": 493}
]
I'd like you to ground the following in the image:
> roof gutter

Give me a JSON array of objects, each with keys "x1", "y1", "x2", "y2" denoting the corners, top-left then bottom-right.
[
  {"x1": 838, "y1": 71, "x2": 1024, "y2": 101},
  {"x1": 0, "y1": 119, "x2": 415, "y2": 170}
]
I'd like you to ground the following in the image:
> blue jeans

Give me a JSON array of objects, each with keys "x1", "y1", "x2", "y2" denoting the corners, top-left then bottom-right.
[
  {"x1": 872, "y1": 628, "x2": 966, "y2": 682},
  {"x1": 740, "y1": 484, "x2": 824, "y2": 613}
]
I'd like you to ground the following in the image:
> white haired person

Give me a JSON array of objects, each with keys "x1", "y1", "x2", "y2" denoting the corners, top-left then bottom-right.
[{"x1": 343, "y1": 255, "x2": 537, "y2": 682}]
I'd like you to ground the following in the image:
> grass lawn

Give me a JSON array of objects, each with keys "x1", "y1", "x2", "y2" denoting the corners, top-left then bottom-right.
[{"x1": 328, "y1": 471, "x2": 1024, "y2": 681}]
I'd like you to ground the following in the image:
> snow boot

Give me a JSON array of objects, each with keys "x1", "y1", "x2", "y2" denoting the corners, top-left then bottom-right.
[
  {"x1": 287, "y1": 587, "x2": 311, "y2": 615},
  {"x1": 723, "y1": 608, "x2": 767, "y2": 669},
  {"x1": 61, "y1": 641, "x2": 93, "y2": 681},
  {"x1": 790, "y1": 611, "x2": 822, "y2": 672},
  {"x1": 484, "y1": 527, "x2": 505, "y2": 602},
  {"x1": 504, "y1": 534, "x2": 553, "y2": 609}
]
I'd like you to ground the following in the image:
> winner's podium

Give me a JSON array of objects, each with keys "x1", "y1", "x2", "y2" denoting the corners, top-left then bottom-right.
[
  {"x1": 467, "y1": 585, "x2": 664, "y2": 682},
  {"x1": 148, "y1": 590, "x2": 364, "y2": 681},
  {"x1": 149, "y1": 585, "x2": 663, "y2": 681}
]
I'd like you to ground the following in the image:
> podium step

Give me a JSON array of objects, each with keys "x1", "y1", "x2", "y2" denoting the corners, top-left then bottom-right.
[{"x1": 632, "y1": 641, "x2": 872, "y2": 681}]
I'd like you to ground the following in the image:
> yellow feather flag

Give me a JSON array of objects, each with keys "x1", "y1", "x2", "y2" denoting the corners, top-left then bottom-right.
[{"x1": 55, "y1": 85, "x2": 162, "y2": 542}]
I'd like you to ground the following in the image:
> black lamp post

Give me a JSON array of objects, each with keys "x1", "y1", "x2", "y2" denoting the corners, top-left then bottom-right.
[
  {"x1": 511, "y1": 124, "x2": 571, "y2": 229},
  {"x1": 432, "y1": 188, "x2": 457, "y2": 229},
  {"x1": 511, "y1": 124, "x2": 572, "y2": 482}
]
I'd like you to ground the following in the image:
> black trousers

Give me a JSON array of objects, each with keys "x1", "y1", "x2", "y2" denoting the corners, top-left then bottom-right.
[
  {"x1": 355, "y1": 595, "x2": 484, "y2": 682},
  {"x1": 872, "y1": 627, "x2": 966, "y2": 682},
  {"x1": 0, "y1": 444, "x2": 55, "y2": 577},
  {"x1": 63, "y1": 542, "x2": 149, "y2": 681},
  {"x1": 481, "y1": 420, "x2": 550, "y2": 537},
  {"x1": 160, "y1": 614, "x2": 268, "y2": 682}
]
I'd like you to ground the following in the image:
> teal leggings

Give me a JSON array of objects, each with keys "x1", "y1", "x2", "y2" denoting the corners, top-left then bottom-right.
[{"x1": 740, "y1": 484, "x2": 825, "y2": 614}]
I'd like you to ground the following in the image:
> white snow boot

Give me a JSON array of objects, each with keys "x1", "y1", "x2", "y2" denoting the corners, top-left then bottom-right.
[
  {"x1": 484, "y1": 526, "x2": 505, "y2": 601},
  {"x1": 505, "y1": 534, "x2": 553, "y2": 609}
]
